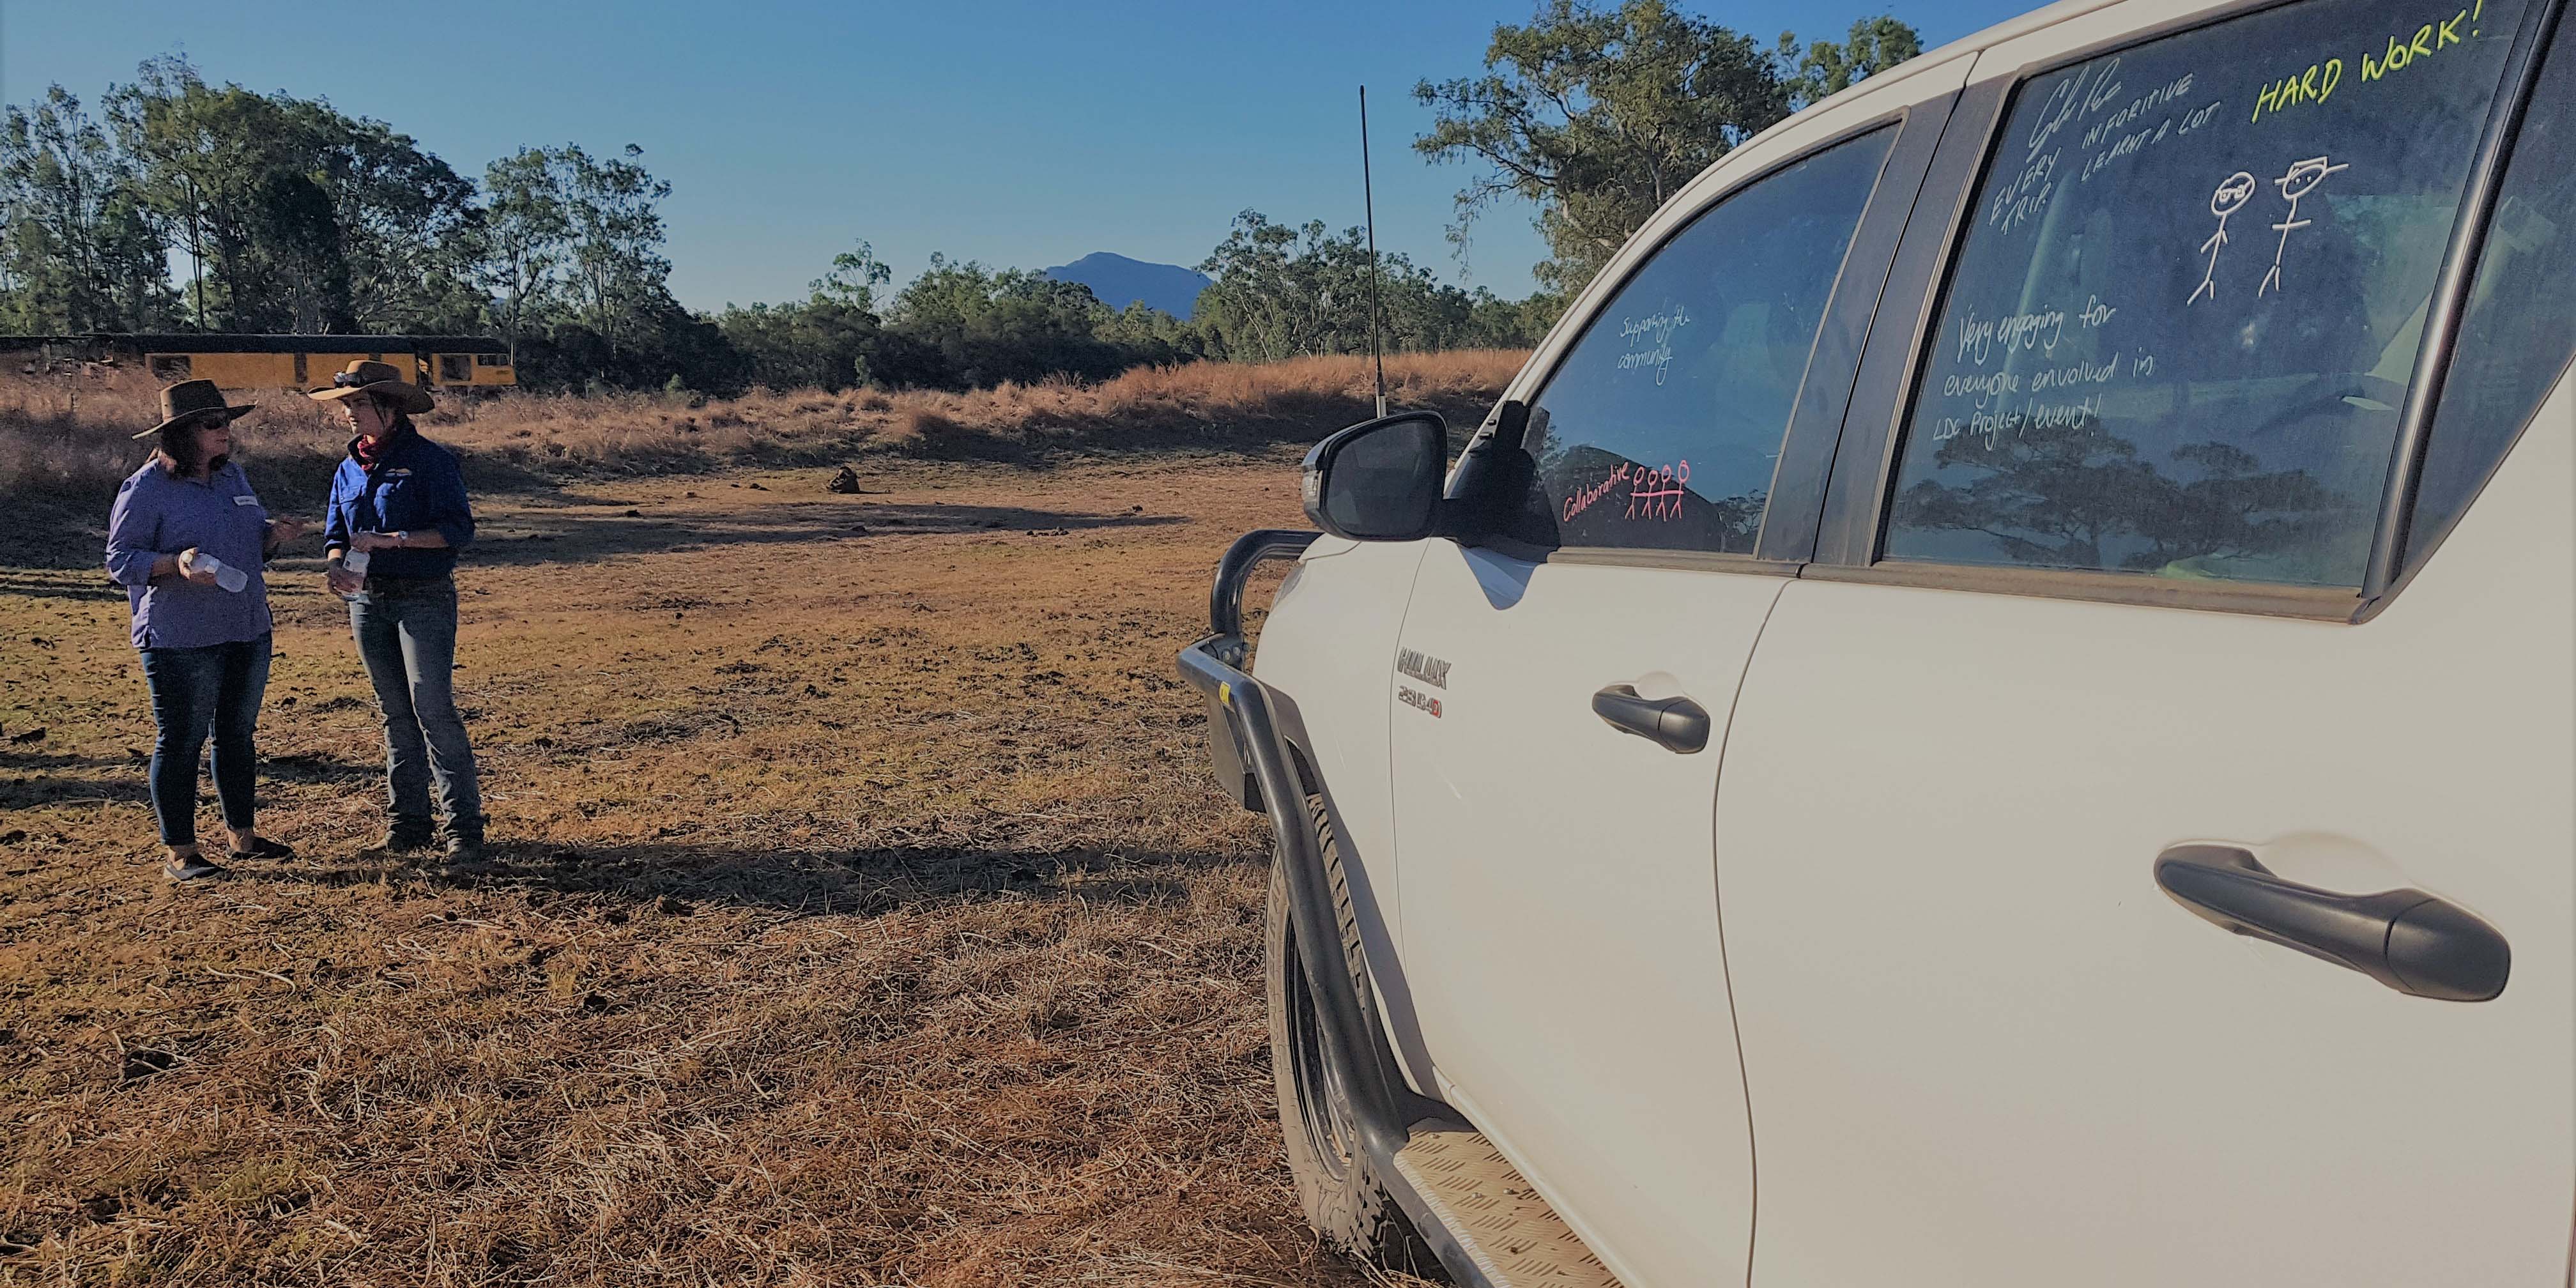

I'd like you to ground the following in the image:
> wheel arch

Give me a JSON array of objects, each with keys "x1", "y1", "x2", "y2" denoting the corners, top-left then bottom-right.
[{"x1": 1269, "y1": 707, "x2": 1442, "y2": 1113}]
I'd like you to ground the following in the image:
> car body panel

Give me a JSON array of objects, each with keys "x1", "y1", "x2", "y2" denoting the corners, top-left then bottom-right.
[
  {"x1": 1252, "y1": 534, "x2": 1438, "y2": 1091},
  {"x1": 1377, "y1": 52, "x2": 1977, "y2": 1287},
  {"x1": 1715, "y1": 370, "x2": 2575, "y2": 1285},
  {"x1": 1223, "y1": 0, "x2": 2576, "y2": 1279}
]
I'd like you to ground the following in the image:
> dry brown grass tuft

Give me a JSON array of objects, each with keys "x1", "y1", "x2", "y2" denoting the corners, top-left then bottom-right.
[
  {"x1": 0, "y1": 453, "x2": 1444, "y2": 1285},
  {"x1": 0, "y1": 367, "x2": 353, "y2": 504},
  {"x1": 1, "y1": 350, "x2": 1524, "y2": 524},
  {"x1": 877, "y1": 406, "x2": 988, "y2": 459}
]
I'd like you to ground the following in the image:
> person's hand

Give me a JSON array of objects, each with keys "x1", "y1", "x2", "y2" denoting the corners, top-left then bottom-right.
[
  {"x1": 269, "y1": 516, "x2": 312, "y2": 544},
  {"x1": 325, "y1": 564, "x2": 364, "y2": 596},
  {"x1": 176, "y1": 548, "x2": 222, "y2": 588},
  {"x1": 349, "y1": 530, "x2": 402, "y2": 553}
]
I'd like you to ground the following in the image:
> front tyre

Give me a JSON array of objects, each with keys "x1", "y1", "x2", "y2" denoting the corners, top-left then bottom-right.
[{"x1": 1266, "y1": 793, "x2": 1436, "y2": 1276}]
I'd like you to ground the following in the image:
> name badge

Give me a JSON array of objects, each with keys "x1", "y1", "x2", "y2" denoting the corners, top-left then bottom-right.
[{"x1": 234, "y1": 495, "x2": 259, "y2": 505}]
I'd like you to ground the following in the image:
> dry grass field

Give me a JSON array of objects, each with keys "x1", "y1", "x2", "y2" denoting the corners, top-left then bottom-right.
[
  {"x1": 0, "y1": 410, "x2": 1476, "y2": 1280},
  {"x1": 1, "y1": 351, "x2": 1525, "y2": 515}
]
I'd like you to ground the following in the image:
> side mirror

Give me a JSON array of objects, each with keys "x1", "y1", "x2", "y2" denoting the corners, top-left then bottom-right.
[{"x1": 1301, "y1": 411, "x2": 1446, "y2": 542}]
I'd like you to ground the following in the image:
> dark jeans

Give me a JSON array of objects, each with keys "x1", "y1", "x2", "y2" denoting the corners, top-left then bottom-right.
[
  {"x1": 139, "y1": 634, "x2": 272, "y2": 848},
  {"x1": 350, "y1": 575, "x2": 483, "y2": 840}
]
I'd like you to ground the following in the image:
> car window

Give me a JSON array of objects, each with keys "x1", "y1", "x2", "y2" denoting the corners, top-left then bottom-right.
[
  {"x1": 1885, "y1": 0, "x2": 2529, "y2": 586},
  {"x1": 2411, "y1": 14, "x2": 2576, "y2": 565},
  {"x1": 1508, "y1": 128, "x2": 1894, "y2": 554}
]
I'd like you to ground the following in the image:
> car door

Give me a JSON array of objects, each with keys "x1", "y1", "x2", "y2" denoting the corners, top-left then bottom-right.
[
  {"x1": 1384, "y1": 64, "x2": 1967, "y2": 1287},
  {"x1": 1718, "y1": 0, "x2": 2576, "y2": 1281}
]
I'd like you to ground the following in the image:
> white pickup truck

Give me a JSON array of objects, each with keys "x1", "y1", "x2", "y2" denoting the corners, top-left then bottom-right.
[{"x1": 1179, "y1": 0, "x2": 2576, "y2": 1282}]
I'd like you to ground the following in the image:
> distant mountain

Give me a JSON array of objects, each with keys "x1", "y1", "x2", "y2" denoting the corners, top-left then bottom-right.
[{"x1": 1044, "y1": 252, "x2": 1212, "y2": 320}]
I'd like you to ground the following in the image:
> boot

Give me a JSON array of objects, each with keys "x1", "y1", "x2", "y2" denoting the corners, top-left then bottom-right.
[
  {"x1": 164, "y1": 852, "x2": 228, "y2": 882},
  {"x1": 436, "y1": 829, "x2": 490, "y2": 875},
  {"x1": 360, "y1": 820, "x2": 436, "y2": 859}
]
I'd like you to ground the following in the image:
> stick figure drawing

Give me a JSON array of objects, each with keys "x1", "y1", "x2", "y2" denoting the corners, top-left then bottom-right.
[
  {"x1": 2261, "y1": 155, "x2": 2349, "y2": 298},
  {"x1": 2191, "y1": 171, "x2": 2258, "y2": 306}
]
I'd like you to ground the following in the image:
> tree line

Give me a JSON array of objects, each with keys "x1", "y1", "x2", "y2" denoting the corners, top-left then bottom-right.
[{"x1": 1, "y1": 2, "x2": 1918, "y2": 395}]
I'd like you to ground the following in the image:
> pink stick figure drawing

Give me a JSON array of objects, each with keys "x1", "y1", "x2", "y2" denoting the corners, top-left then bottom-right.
[
  {"x1": 2260, "y1": 155, "x2": 2349, "y2": 298},
  {"x1": 2190, "y1": 171, "x2": 2257, "y2": 307}
]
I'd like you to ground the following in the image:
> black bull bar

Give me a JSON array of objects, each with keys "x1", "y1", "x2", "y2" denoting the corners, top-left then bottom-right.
[{"x1": 1174, "y1": 529, "x2": 1411, "y2": 1168}]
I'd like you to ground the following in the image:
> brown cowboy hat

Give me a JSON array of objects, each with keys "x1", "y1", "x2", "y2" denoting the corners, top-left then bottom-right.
[
  {"x1": 306, "y1": 359, "x2": 434, "y2": 415},
  {"x1": 133, "y1": 379, "x2": 259, "y2": 440}
]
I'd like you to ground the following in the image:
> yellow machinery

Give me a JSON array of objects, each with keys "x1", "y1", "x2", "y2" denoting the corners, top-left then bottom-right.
[{"x1": 1, "y1": 334, "x2": 517, "y2": 392}]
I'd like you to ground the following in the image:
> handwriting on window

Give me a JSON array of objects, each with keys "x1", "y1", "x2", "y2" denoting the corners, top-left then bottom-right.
[
  {"x1": 1613, "y1": 306, "x2": 1692, "y2": 385},
  {"x1": 1932, "y1": 294, "x2": 2152, "y2": 450},
  {"x1": 1561, "y1": 458, "x2": 1695, "y2": 523},
  {"x1": 2250, "y1": 0, "x2": 2492, "y2": 123}
]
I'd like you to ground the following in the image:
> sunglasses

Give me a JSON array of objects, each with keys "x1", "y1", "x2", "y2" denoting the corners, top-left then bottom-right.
[{"x1": 332, "y1": 370, "x2": 373, "y2": 388}]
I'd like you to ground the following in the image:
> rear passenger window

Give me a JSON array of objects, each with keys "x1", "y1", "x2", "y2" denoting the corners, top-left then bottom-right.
[
  {"x1": 1513, "y1": 128, "x2": 1892, "y2": 554},
  {"x1": 2412, "y1": 12, "x2": 2576, "y2": 564},
  {"x1": 1886, "y1": 0, "x2": 2529, "y2": 585}
]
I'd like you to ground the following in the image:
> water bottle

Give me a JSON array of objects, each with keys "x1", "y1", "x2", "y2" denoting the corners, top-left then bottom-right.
[
  {"x1": 336, "y1": 546, "x2": 371, "y2": 602},
  {"x1": 195, "y1": 553, "x2": 249, "y2": 594}
]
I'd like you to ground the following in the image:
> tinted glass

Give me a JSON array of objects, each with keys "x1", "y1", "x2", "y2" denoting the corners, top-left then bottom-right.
[
  {"x1": 1511, "y1": 128, "x2": 1893, "y2": 553},
  {"x1": 2412, "y1": 14, "x2": 2576, "y2": 562},
  {"x1": 1322, "y1": 418, "x2": 1443, "y2": 539},
  {"x1": 1887, "y1": 0, "x2": 2527, "y2": 585}
]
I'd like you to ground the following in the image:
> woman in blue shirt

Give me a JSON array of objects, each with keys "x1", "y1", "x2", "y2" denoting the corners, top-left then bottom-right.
[
  {"x1": 103, "y1": 380, "x2": 310, "y2": 882},
  {"x1": 313, "y1": 361, "x2": 486, "y2": 870}
]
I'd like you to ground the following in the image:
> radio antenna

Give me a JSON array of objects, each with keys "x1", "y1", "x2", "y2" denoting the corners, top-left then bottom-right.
[{"x1": 1360, "y1": 85, "x2": 1387, "y2": 418}]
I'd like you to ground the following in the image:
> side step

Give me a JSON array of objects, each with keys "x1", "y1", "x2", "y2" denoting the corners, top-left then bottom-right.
[{"x1": 1390, "y1": 1124, "x2": 1625, "y2": 1287}]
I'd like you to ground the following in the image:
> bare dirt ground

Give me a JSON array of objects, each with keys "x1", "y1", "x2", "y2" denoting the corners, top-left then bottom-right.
[{"x1": 1, "y1": 452, "x2": 1419, "y2": 1286}]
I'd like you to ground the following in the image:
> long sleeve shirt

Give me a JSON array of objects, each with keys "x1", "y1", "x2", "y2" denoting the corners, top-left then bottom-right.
[
  {"x1": 103, "y1": 456, "x2": 277, "y2": 650},
  {"x1": 323, "y1": 425, "x2": 475, "y2": 579}
]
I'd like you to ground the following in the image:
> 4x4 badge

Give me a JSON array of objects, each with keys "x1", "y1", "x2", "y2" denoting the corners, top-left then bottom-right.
[{"x1": 1396, "y1": 648, "x2": 1449, "y2": 719}]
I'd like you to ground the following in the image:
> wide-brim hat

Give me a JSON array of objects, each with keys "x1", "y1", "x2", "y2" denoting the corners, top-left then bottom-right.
[
  {"x1": 307, "y1": 359, "x2": 435, "y2": 415},
  {"x1": 134, "y1": 378, "x2": 259, "y2": 439}
]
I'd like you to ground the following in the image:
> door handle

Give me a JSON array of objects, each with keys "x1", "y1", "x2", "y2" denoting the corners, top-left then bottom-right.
[
  {"x1": 2152, "y1": 844, "x2": 2509, "y2": 1002},
  {"x1": 1591, "y1": 684, "x2": 1709, "y2": 754}
]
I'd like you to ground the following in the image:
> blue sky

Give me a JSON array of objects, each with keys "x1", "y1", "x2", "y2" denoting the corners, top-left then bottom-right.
[{"x1": 3, "y1": 0, "x2": 2030, "y2": 312}]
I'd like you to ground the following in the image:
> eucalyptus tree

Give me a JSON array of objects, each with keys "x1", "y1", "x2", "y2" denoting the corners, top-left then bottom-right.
[
  {"x1": 886, "y1": 254, "x2": 1128, "y2": 387},
  {"x1": 0, "y1": 86, "x2": 173, "y2": 331},
  {"x1": 1415, "y1": 0, "x2": 1919, "y2": 293},
  {"x1": 716, "y1": 240, "x2": 902, "y2": 389},
  {"x1": 102, "y1": 56, "x2": 480, "y2": 332},
  {"x1": 555, "y1": 144, "x2": 673, "y2": 359},
  {"x1": 479, "y1": 148, "x2": 570, "y2": 363}
]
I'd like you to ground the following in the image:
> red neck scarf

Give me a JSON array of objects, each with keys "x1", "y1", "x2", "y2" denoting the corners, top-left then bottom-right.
[{"x1": 351, "y1": 431, "x2": 387, "y2": 471}]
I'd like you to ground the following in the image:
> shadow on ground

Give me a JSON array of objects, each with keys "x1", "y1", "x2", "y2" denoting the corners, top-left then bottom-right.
[
  {"x1": 1, "y1": 773, "x2": 150, "y2": 809},
  {"x1": 264, "y1": 838, "x2": 1230, "y2": 915},
  {"x1": 0, "y1": 574, "x2": 124, "y2": 601},
  {"x1": 257, "y1": 752, "x2": 379, "y2": 787},
  {"x1": 1, "y1": 749, "x2": 146, "y2": 774},
  {"x1": 0, "y1": 495, "x2": 1183, "y2": 579},
  {"x1": 475, "y1": 501, "x2": 1184, "y2": 567}
]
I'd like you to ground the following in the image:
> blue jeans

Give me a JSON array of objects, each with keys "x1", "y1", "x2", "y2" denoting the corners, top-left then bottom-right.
[
  {"x1": 350, "y1": 576, "x2": 483, "y2": 840},
  {"x1": 139, "y1": 634, "x2": 272, "y2": 848}
]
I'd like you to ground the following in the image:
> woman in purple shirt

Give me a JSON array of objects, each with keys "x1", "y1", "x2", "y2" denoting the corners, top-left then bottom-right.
[{"x1": 103, "y1": 380, "x2": 312, "y2": 882}]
